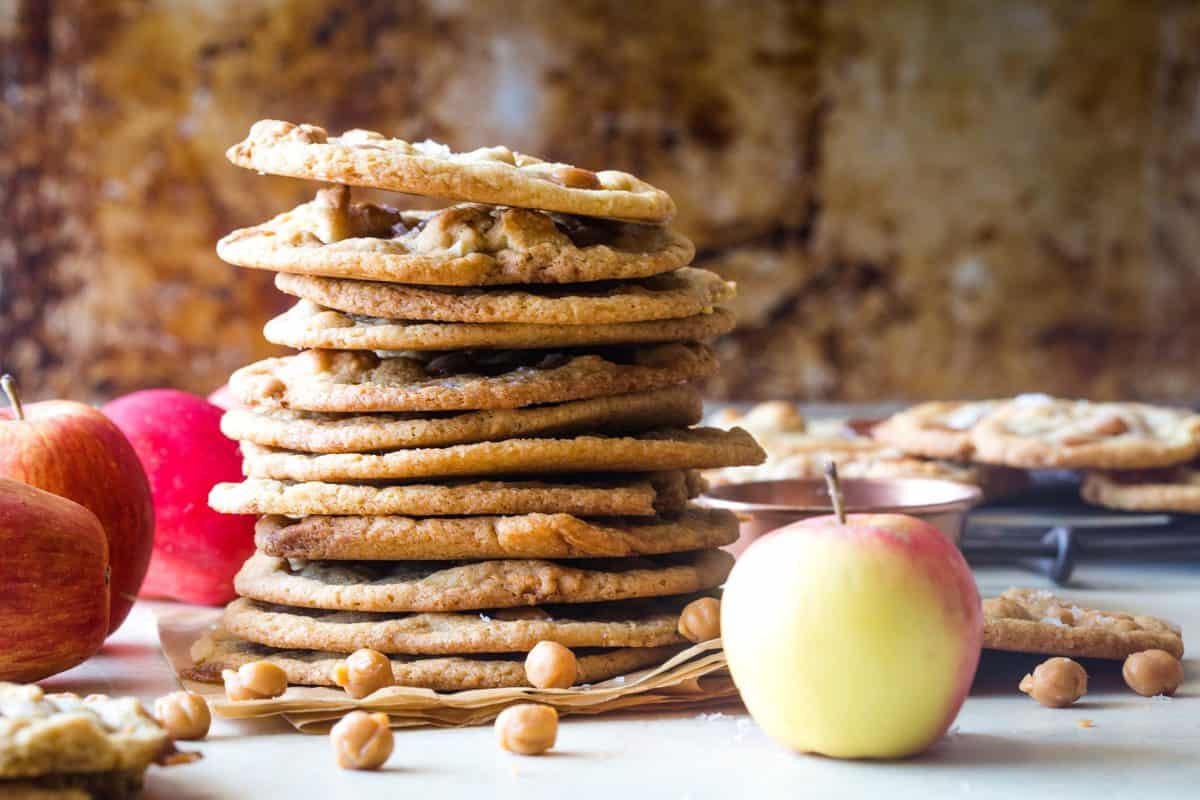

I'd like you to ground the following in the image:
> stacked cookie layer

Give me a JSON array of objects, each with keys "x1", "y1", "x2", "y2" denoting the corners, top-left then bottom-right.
[{"x1": 199, "y1": 120, "x2": 765, "y2": 692}]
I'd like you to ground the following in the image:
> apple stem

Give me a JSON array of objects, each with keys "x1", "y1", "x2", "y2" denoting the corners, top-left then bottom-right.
[
  {"x1": 1, "y1": 374, "x2": 24, "y2": 421},
  {"x1": 824, "y1": 461, "x2": 846, "y2": 524}
]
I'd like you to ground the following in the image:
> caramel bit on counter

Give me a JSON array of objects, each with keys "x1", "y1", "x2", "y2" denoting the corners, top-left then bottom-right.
[{"x1": 1078, "y1": 719, "x2": 1095, "y2": 729}]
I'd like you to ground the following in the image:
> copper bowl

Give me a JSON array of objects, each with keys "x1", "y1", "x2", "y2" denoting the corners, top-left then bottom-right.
[{"x1": 702, "y1": 478, "x2": 984, "y2": 557}]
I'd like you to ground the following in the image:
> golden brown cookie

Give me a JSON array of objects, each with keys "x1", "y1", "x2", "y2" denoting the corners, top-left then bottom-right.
[
  {"x1": 1081, "y1": 466, "x2": 1200, "y2": 513},
  {"x1": 274, "y1": 267, "x2": 733, "y2": 324},
  {"x1": 220, "y1": 385, "x2": 702, "y2": 453},
  {"x1": 222, "y1": 596, "x2": 694, "y2": 654},
  {"x1": 871, "y1": 400, "x2": 1001, "y2": 460},
  {"x1": 254, "y1": 507, "x2": 738, "y2": 560},
  {"x1": 226, "y1": 121, "x2": 676, "y2": 222},
  {"x1": 263, "y1": 300, "x2": 735, "y2": 351},
  {"x1": 234, "y1": 549, "x2": 734, "y2": 612},
  {"x1": 219, "y1": 188, "x2": 691, "y2": 286},
  {"x1": 983, "y1": 587, "x2": 1184, "y2": 660},
  {"x1": 238, "y1": 428, "x2": 765, "y2": 482},
  {"x1": 971, "y1": 396, "x2": 1200, "y2": 469},
  {"x1": 187, "y1": 628, "x2": 675, "y2": 691},
  {"x1": 210, "y1": 473, "x2": 701, "y2": 518},
  {"x1": 0, "y1": 683, "x2": 168, "y2": 796},
  {"x1": 228, "y1": 345, "x2": 717, "y2": 413}
]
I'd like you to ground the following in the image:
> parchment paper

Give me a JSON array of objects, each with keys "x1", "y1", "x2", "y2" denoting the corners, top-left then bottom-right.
[{"x1": 158, "y1": 608, "x2": 740, "y2": 732}]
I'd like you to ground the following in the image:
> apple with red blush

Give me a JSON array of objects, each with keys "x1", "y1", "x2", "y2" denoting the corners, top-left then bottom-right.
[
  {"x1": 0, "y1": 478, "x2": 110, "y2": 681},
  {"x1": 0, "y1": 375, "x2": 153, "y2": 634},
  {"x1": 722, "y1": 466, "x2": 983, "y2": 759},
  {"x1": 103, "y1": 389, "x2": 255, "y2": 605}
]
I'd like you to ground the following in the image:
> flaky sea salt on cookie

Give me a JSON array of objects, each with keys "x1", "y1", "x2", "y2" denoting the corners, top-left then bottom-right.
[
  {"x1": 219, "y1": 188, "x2": 693, "y2": 285},
  {"x1": 226, "y1": 121, "x2": 676, "y2": 222},
  {"x1": 983, "y1": 588, "x2": 1183, "y2": 660},
  {"x1": 252, "y1": 507, "x2": 738, "y2": 561},
  {"x1": 234, "y1": 550, "x2": 734, "y2": 613},
  {"x1": 221, "y1": 596, "x2": 696, "y2": 655},
  {"x1": 971, "y1": 396, "x2": 1200, "y2": 469},
  {"x1": 1081, "y1": 465, "x2": 1200, "y2": 513},
  {"x1": 187, "y1": 628, "x2": 675, "y2": 691},
  {"x1": 274, "y1": 267, "x2": 733, "y2": 324},
  {"x1": 228, "y1": 345, "x2": 718, "y2": 413},
  {"x1": 264, "y1": 300, "x2": 735, "y2": 351}
]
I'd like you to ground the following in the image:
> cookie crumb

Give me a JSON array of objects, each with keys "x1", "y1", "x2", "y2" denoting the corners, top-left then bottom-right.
[{"x1": 1078, "y1": 719, "x2": 1095, "y2": 729}]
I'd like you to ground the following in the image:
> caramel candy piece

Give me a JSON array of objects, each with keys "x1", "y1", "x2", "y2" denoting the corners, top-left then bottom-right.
[
  {"x1": 1122, "y1": 649, "x2": 1185, "y2": 697},
  {"x1": 495, "y1": 704, "x2": 558, "y2": 755},
  {"x1": 678, "y1": 597, "x2": 721, "y2": 643},
  {"x1": 331, "y1": 711, "x2": 394, "y2": 770},
  {"x1": 154, "y1": 691, "x2": 211, "y2": 740},
  {"x1": 332, "y1": 648, "x2": 395, "y2": 699},
  {"x1": 524, "y1": 641, "x2": 578, "y2": 689},
  {"x1": 550, "y1": 165, "x2": 602, "y2": 190},
  {"x1": 222, "y1": 661, "x2": 288, "y2": 701},
  {"x1": 1019, "y1": 657, "x2": 1088, "y2": 708}
]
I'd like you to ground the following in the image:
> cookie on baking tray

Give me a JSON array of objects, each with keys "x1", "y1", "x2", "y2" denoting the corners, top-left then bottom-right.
[
  {"x1": 234, "y1": 550, "x2": 734, "y2": 613},
  {"x1": 226, "y1": 121, "x2": 676, "y2": 222},
  {"x1": 0, "y1": 683, "x2": 169, "y2": 799},
  {"x1": 221, "y1": 595, "x2": 698, "y2": 655},
  {"x1": 187, "y1": 628, "x2": 677, "y2": 692},
  {"x1": 983, "y1": 587, "x2": 1184, "y2": 660},
  {"x1": 253, "y1": 507, "x2": 738, "y2": 561},
  {"x1": 263, "y1": 299, "x2": 735, "y2": 351},
  {"x1": 237, "y1": 428, "x2": 764, "y2": 482},
  {"x1": 210, "y1": 472, "x2": 703, "y2": 518},
  {"x1": 228, "y1": 344, "x2": 718, "y2": 413},
  {"x1": 871, "y1": 400, "x2": 1001, "y2": 461},
  {"x1": 970, "y1": 395, "x2": 1200, "y2": 470},
  {"x1": 1081, "y1": 465, "x2": 1200, "y2": 513},
  {"x1": 274, "y1": 267, "x2": 733, "y2": 325},
  {"x1": 220, "y1": 385, "x2": 701, "y2": 453}
]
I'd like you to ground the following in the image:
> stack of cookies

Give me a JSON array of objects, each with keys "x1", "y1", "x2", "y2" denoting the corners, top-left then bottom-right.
[{"x1": 195, "y1": 120, "x2": 765, "y2": 693}]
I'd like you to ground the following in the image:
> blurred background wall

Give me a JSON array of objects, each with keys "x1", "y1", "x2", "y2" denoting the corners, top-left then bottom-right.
[{"x1": 2, "y1": 0, "x2": 1198, "y2": 404}]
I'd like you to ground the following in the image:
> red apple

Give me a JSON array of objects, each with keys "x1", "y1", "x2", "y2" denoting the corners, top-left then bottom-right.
[
  {"x1": 103, "y1": 389, "x2": 255, "y2": 606},
  {"x1": 0, "y1": 376, "x2": 154, "y2": 634},
  {"x1": 722, "y1": 470, "x2": 982, "y2": 759},
  {"x1": 0, "y1": 478, "x2": 110, "y2": 681},
  {"x1": 207, "y1": 383, "x2": 240, "y2": 411}
]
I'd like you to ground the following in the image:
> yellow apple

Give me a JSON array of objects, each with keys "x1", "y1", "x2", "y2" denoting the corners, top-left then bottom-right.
[{"x1": 722, "y1": 512, "x2": 983, "y2": 759}]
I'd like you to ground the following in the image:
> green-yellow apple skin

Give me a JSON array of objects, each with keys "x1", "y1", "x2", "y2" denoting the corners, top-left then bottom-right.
[{"x1": 722, "y1": 513, "x2": 983, "y2": 759}]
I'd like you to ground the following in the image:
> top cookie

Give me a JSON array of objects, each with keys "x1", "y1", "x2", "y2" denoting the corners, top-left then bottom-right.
[
  {"x1": 227, "y1": 120, "x2": 676, "y2": 222},
  {"x1": 971, "y1": 396, "x2": 1200, "y2": 469},
  {"x1": 219, "y1": 187, "x2": 694, "y2": 286}
]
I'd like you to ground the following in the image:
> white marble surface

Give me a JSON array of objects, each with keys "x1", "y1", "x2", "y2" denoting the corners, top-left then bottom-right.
[{"x1": 43, "y1": 562, "x2": 1199, "y2": 799}]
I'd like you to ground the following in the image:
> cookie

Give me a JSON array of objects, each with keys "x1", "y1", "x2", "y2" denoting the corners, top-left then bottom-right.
[
  {"x1": 275, "y1": 267, "x2": 733, "y2": 324},
  {"x1": 238, "y1": 428, "x2": 765, "y2": 482},
  {"x1": 971, "y1": 396, "x2": 1200, "y2": 469},
  {"x1": 220, "y1": 189, "x2": 692, "y2": 286},
  {"x1": 0, "y1": 683, "x2": 167, "y2": 793},
  {"x1": 226, "y1": 121, "x2": 676, "y2": 222},
  {"x1": 234, "y1": 549, "x2": 734, "y2": 612},
  {"x1": 186, "y1": 627, "x2": 677, "y2": 691},
  {"x1": 264, "y1": 299, "x2": 736, "y2": 351},
  {"x1": 222, "y1": 596, "x2": 694, "y2": 654},
  {"x1": 228, "y1": 344, "x2": 717, "y2": 413},
  {"x1": 1081, "y1": 466, "x2": 1200, "y2": 513},
  {"x1": 872, "y1": 400, "x2": 1001, "y2": 460},
  {"x1": 983, "y1": 587, "x2": 1184, "y2": 660},
  {"x1": 210, "y1": 473, "x2": 701, "y2": 518},
  {"x1": 220, "y1": 385, "x2": 702, "y2": 453},
  {"x1": 254, "y1": 507, "x2": 738, "y2": 560}
]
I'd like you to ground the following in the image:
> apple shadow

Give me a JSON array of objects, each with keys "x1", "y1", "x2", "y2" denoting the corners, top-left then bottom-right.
[{"x1": 914, "y1": 732, "x2": 1182, "y2": 769}]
